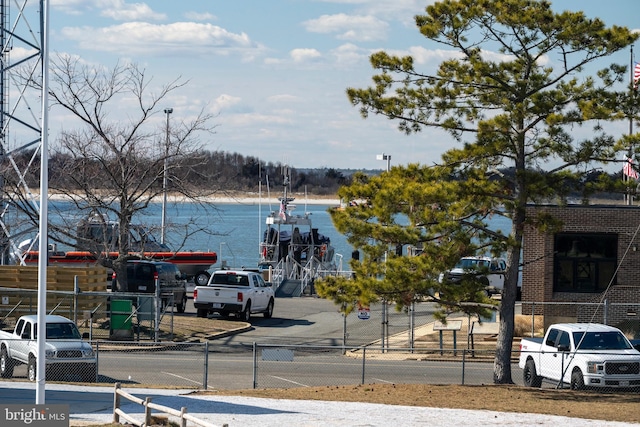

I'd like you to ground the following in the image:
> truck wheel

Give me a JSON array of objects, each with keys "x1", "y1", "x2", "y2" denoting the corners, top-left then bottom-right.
[
  {"x1": 239, "y1": 301, "x2": 251, "y2": 322},
  {"x1": 263, "y1": 299, "x2": 274, "y2": 319},
  {"x1": 194, "y1": 271, "x2": 210, "y2": 286},
  {"x1": 28, "y1": 357, "x2": 37, "y2": 382},
  {"x1": 523, "y1": 359, "x2": 542, "y2": 387},
  {"x1": 196, "y1": 308, "x2": 208, "y2": 318},
  {"x1": 176, "y1": 295, "x2": 187, "y2": 313},
  {"x1": 0, "y1": 347, "x2": 14, "y2": 378},
  {"x1": 570, "y1": 369, "x2": 585, "y2": 390}
]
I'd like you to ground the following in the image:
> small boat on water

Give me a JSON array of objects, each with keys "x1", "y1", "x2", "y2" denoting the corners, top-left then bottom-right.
[
  {"x1": 258, "y1": 170, "x2": 339, "y2": 296},
  {"x1": 14, "y1": 213, "x2": 217, "y2": 285}
]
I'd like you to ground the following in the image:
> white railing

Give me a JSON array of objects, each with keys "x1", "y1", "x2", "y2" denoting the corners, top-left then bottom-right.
[{"x1": 112, "y1": 382, "x2": 227, "y2": 427}]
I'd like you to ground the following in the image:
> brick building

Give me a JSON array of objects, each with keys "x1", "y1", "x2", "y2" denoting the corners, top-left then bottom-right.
[{"x1": 522, "y1": 205, "x2": 640, "y2": 331}]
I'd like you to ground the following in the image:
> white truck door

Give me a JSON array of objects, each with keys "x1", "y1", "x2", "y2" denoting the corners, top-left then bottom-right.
[
  {"x1": 540, "y1": 328, "x2": 571, "y2": 381},
  {"x1": 13, "y1": 321, "x2": 32, "y2": 363},
  {"x1": 251, "y1": 275, "x2": 267, "y2": 310}
]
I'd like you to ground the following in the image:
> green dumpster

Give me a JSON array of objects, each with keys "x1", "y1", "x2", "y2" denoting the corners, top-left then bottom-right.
[{"x1": 110, "y1": 299, "x2": 133, "y2": 339}]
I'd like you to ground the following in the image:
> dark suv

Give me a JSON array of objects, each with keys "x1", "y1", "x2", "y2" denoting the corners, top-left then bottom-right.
[{"x1": 112, "y1": 260, "x2": 188, "y2": 313}]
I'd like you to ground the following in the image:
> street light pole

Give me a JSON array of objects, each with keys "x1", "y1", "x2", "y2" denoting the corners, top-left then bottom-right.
[
  {"x1": 161, "y1": 108, "x2": 173, "y2": 245},
  {"x1": 376, "y1": 153, "x2": 391, "y2": 172}
]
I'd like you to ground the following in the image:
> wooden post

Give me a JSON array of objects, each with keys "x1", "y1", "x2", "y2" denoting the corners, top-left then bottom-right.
[
  {"x1": 144, "y1": 397, "x2": 152, "y2": 426},
  {"x1": 180, "y1": 407, "x2": 187, "y2": 427},
  {"x1": 112, "y1": 383, "x2": 121, "y2": 423}
]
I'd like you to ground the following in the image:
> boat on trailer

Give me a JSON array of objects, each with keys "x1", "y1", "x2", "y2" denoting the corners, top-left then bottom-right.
[
  {"x1": 14, "y1": 213, "x2": 217, "y2": 285},
  {"x1": 258, "y1": 170, "x2": 339, "y2": 296}
]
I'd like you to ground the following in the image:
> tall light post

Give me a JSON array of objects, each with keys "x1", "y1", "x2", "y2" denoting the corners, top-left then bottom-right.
[
  {"x1": 375, "y1": 152, "x2": 391, "y2": 351},
  {"x1": 161, "y1": 108, "x2": 173, "y2": 245},
  {"x1": 376, "y1": 153, "x2": 391, "y2": 172}
]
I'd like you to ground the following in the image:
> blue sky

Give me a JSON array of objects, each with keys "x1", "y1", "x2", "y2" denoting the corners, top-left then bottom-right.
[{"x1": 10, "y1": 1, "x2": 640, "y2": 169}]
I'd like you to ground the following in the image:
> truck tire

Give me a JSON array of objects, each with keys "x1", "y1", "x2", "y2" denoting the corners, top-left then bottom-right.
[
  {"x1": 523, "y1": 359, "x2": 542, "y2": 387},
  {"x1": 570, "y1": 369, "x2": 585, "y2": 390},
  {"x1": 239, "y1": 301, "x2": 251, "y2": 322},
  {"x1": 176, "y1": 295, "x2": 187, "y2": 313},
  {"x1": 196, "y1": 308, "x2": 208, "y2": 318},
  {"x1": 264, "y1": 298, "x2": 274, "y2": 319},
  {"x1": 194, "y1": 271, "x2": 210, "y2": 287},
  {"x1": 28, "y1": 356, "x2": 37, "y2": 382},
  {"x1": 0, "y1": 347, "x2": 14, "y2": 378}
]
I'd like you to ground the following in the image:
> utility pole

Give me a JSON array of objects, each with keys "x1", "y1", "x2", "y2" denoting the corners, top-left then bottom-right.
[{"x1": 161, "y1": 107, "x2": 172, "y2": 244}]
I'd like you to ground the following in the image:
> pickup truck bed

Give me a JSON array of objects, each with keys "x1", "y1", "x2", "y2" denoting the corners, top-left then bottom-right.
[{"x1": 193, "y1": 270, "x2": 275, "y2": 321}]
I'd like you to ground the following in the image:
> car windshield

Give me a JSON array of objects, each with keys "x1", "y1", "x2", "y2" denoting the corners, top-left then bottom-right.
[
  {"x1": 34, "y1": 322, "x2": 82, "y2": 340},
  {"x1": 211, "y1": 273, "x2": 249, "y2": 286},
  {"x1": 572, "y1": 331, "x2": 632, "y2": 350},
  {"x1": 455, "y1": 259, "x2": 489, "y2": 269}
]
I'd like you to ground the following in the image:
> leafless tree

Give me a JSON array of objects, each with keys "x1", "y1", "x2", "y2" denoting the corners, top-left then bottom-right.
[{"x1": 9, "y1": 55, "x2": 219, "y2": 290}]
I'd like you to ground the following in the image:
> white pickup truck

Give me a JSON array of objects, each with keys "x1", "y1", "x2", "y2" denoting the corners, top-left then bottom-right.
[
  {"x1": 439, "y1": 256, "x2": 507, "y2": 296},
  {"x1": 519, "y1": 323, "x2": 640, "y2": 390},
  {"x1": 0, "y1": 314, "x2": 97, "y2": 382},
  {"x1": 193, "y1": 269, "x2": 275, "y2": 321}
]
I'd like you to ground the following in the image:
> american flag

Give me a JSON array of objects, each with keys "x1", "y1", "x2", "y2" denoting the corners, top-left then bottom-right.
[
  {"x1": 624, "y1": 156, "x2": 639, "y2": 179},
  {"x1": 635, "y1": 62, "x2": 640, "y2": 89},
  {"x1": 279, "y1": 200, "x2": 287, "y2": 220}
]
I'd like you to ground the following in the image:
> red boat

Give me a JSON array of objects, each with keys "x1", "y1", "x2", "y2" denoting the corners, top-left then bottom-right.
[
  {"x1": 16, "y1": 211, "x2": 218, "y2": 285},
  {"x1": 21, "y1": 250, "x2": 217, "y2": 286}
]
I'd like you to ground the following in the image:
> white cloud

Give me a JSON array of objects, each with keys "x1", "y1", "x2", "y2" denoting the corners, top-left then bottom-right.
[
  {"x1": 330, "y1": 43, "x2": 369, "y2": 68},
  {"x1": 316, "y1": 0, "x2": 431, "y2": 25},
  {"x1": 53, "y1": 0, "x2": 165, "y2": 21},
  {"x1": 5, "y1": 47, "x2": 38, "y2": 63},
  {"x1": 184, "y1": 11, "x2": 217, "y2": 22},
  {"x1": 212, "y1": 94, "x2": 242, "y2": 114},
  {"x1": 60, "y1": 22, "x2": 261, "y2": 58},
  {"x1": 290, "y1": 48, "x2": 322, "y2": 63},
  {"x1": 303, "y1": 13, "x2": 388, "y2": 42},
  {"x1": 267, "y1": 94, "x2": 300, "y2": 103},
  {"x1": 99, "y1": 0, "x2": 165, "y2": 21}
]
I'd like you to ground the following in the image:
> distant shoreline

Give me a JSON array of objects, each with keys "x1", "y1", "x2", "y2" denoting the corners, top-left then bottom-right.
[
  {"x1": 47, "y1": 191, "x2": 341, "y2": 206},
  {"x1": 204, "y1": 195, "x2": 341, "y2": 206}
]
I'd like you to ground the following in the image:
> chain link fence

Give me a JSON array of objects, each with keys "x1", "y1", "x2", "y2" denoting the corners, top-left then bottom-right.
[
  {"x1": 1, "y1": 294, "x2": 639, "y2": 392},
  {"x1": 0, "y1": 287, "x2": 185, "y2": 341}
]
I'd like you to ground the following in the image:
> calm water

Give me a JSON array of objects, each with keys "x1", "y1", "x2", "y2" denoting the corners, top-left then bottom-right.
[
  {"x1": 45, "y1": 200, "x2": 512, "y2": 270},
  {"x1": 160, "y1": 201, "x2": 353, "y2": 269},
  {"x1": 47, "y1": 200, "x2": 352, "y2": 270}
]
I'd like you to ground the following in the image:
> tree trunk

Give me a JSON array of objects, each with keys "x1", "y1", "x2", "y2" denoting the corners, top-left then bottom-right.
[{"x1": 493, "y1": 208, "x2": 525, "y2": 384}]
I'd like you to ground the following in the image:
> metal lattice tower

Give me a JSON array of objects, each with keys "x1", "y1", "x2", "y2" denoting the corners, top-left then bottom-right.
[{"x1": 0, "y1": 0, "x2": 44, "y2": 264}]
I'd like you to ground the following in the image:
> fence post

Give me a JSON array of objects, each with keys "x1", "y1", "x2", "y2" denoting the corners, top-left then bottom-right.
[
  {"x1": 361, "y1": 346, "x2": 366, "y2": 385},
  {"x1": 180, "y1": 407, "x2": 187, "y2": 427},
  {"x1": 409, "y1": 301, "x2": 415, "y2": 352},
  {"x1": 530, "y1": 302, "x2": 535, "y2": 338},
  {"x1": 154, "y1": 278, "x2": 160, "y2": 342},
  {"x1": 203, "y1": 341, "x2": 209, "y2": 390},
  {"x1": 112, "y1": 382, "x2": 121, "y2": 424},
  {"x1": 252, "y1": 342, "x2": 257, "y2": 389},
  {"x1": 144, "y1": 396, "x2": 152, "y2": 426},
  {"x1": 461, "y1": 350, "x2": 466, "y2": 385},
  {"x1": 74, "y1": 276, "x2": 79, "y2": 324},
  {"x1": 604, "y1": 299, "x2": 608, "y2": 325}
]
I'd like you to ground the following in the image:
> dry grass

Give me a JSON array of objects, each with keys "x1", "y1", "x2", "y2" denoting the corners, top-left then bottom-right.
[
  {"x1": 197, "y1": 384, "x2": 640, "y2": 424},
  {"x1": 72, "y1": 314, "x2": 640, "y2": 426},
  {"x1": 71, "y1": 384, "x2": 640, "y2": 426}
]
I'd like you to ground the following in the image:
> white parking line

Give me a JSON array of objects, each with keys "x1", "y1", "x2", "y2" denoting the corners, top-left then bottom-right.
[
  {"x1": 269, "y1": 376, "x2": 310, "y2": 387},
  {"x1": 161, "y1": 371, "x2": 202, "y2": 385},
  {"x1": 371, "y1": 378, "x2": 394, "y2": 384}
]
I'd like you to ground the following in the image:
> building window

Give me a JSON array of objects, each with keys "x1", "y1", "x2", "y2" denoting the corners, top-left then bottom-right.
[{"x1": 553, "y1": 233, "x2": 617, "y2": 292}]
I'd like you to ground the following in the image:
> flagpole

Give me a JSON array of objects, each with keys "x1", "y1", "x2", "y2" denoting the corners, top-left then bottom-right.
[{"x1": 626, "y1": 45, "x2": 635, "y2": 205}]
